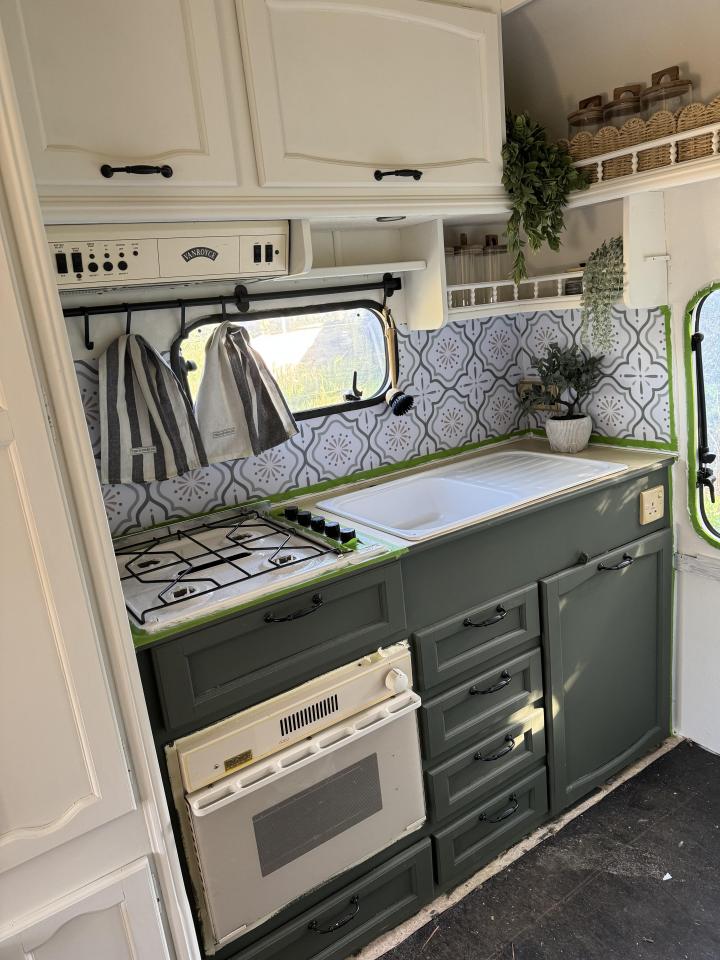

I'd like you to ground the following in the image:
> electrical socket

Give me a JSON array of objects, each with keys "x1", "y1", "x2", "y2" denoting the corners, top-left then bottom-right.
[{"x1": 640, "y1": 485, "x2": 665, "y2": 525}]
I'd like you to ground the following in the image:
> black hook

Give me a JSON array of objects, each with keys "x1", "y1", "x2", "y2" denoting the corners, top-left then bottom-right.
[
  {"x1": 179, "y1": 302, "x2": 187, "y2": 338},
  {"x1": 343, "y1": 371, "x2": 363, "y2": 402},
  {"x1": 125, "y1": 306, "x2": 132, "y2": 336},
  {"x1": 83, "y1": 312, "x2": 94, "y2": 351}
]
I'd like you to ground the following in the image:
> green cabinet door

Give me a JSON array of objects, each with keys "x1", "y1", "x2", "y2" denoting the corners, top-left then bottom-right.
[{"x1": 541, "y1": 528, "x2": 672, "y2": 814}]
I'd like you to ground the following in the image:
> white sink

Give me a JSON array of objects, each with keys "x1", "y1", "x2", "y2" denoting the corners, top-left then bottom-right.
[{"x1": 317, "y1": 451, "x2": 628, "y2": 541}]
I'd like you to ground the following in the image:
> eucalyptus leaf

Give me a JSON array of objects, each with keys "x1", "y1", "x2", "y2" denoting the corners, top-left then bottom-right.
[{"x1": 502, "y1": 111, "x2": 589, "y2": 284}]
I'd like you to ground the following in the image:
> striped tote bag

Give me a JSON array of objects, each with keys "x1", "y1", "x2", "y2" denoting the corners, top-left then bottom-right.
[
  {"x1": 194, "y1": 320, "x2": 297, "y2": 464},
  {"x1": 99, "y1": 334, "x2": 207, "y2": 484}
]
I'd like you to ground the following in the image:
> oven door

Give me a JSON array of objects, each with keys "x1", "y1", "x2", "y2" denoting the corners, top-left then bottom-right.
[{"x1": 185, "y1": 690, "x2": 425, "y2": 950}]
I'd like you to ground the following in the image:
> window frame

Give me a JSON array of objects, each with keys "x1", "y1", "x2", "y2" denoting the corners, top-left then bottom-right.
[
  {"x1": 169, "y1": 298, "x2": 392, "y2": 422},
  {"x1": 687, "y1": 283, "x2": 720, "y2": 547}
]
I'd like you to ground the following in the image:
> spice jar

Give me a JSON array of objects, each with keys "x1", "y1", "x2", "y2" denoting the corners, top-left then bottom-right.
[
  {"x1": 568, "y1": 95, "x2": 605, "y2": 139},
  {"x1": 603, "y1": 84, "x2": 644, "y2": 127},
  {"x1": 641, "y1": 66, "x2": 692, "y2": 120}
]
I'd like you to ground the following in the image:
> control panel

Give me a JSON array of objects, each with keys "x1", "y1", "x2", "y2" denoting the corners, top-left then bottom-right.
[{"x1": 47, "y1": 221, "x2": 289, "y2": 289}]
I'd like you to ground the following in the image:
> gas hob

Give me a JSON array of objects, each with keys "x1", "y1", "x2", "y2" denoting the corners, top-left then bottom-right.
[{"x1": 114, "y1": 506, "x2": 387, "y2": 634}]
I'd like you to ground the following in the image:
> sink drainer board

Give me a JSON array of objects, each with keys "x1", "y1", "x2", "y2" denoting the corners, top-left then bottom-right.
[{"x1": 317, "y1": 452, "x2": 628, "y2": 541}]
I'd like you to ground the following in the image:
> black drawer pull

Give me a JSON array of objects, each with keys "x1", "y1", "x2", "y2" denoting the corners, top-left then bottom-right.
[
  {"x1": 476, "y1": 734, "x2": 516, "y2": 762},
  {"x1": 598, "y1": 553, "x2": 634, "y2": 571},
  {"x1": 480, "y1": 793, "x2": 519, "y2": 823},
  {"x1": 100, "y1": 163, "x2": 174, "y2": 179},
  {"x1": 464, "y1": 605, "x2": 507, "y2": 629},
  {"x1": 373, "y1": 168, "x2": 423, "y2": 181},
  {"x1": 264, "y1": 593, "x2": 323, "y2": 623},
  {"x1": 308, "y1": 895, "x2": 360, "y2": 934},
  {"x1": 469, "y1": 669, "x2": 512, "y2": 696}
]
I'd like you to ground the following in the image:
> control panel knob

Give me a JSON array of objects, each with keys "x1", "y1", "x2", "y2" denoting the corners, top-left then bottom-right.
[
  {"x1": 339, "y1": 527, "x2": 356, "y2": 544},
  {"x1": 385, "y1": 668, "x2": 409, "y2": 694},
  {"x1": 310, "y1": 516, "x2": 326, "y2": 533},
  {"x1": 324, "y1": 521, "x2": 341, "y2": 540},
  {"x1": 296, "y1": 510, "x2": 311, "y2": 527}
]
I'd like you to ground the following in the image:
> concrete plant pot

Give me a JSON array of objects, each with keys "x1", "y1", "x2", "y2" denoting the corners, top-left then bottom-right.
[{"x1": 545, "y1": 414, "x2": 593, "y2": 454}]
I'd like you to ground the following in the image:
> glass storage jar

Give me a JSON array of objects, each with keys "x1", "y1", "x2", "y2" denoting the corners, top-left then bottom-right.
[
  {"x1": 641, "y1": 66, "x2": 692, "y2": 120},
  {"x1": 568, "y1": 95, "x2": 605, "y2": 139},
  {"x1": 603, "y1": 84, "x2": 644, "y2": 127}
]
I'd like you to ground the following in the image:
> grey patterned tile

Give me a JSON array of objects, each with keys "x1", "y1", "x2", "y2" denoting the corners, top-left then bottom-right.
[{"x1": 75, "y1": 306, "x2": 674, "y2": 535}]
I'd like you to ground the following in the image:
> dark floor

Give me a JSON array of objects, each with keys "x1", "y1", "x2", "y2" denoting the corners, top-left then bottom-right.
[{"x1": 383, "y1": 742, "x2": 720, "y2": 960}]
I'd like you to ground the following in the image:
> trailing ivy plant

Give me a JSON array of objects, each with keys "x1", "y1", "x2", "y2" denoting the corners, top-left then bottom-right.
[
  {"x1": 580, "y1": 236, "x2": 624, "y2": 352},
  {"x1": 502, "y1": 111, "x2": 589, "y2": 284},
  {"x1": 519, "y1": 342, "x2": 604, "y2": 419}
]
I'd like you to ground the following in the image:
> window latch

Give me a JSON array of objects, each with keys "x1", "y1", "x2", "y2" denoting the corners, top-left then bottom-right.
[
  {"x1": 344, "y1": 371, "x2": 363, "y2": 402},
  {"x1": 698, "y1": 465, "x2": 716, "y2": 504}
]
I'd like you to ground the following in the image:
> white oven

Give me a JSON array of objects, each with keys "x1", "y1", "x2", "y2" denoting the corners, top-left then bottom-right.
[{"x1": 166, "y1": 643, "x2": 425, "y2": 953}]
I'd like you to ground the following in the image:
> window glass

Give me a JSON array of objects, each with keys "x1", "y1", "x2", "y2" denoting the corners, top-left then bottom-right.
[
  {"x1": 693, "y1": 289, "x2": 720, "y2": 539},
  {"x1": 179, "y1": 304, "x2": 389, "y2": 417}
]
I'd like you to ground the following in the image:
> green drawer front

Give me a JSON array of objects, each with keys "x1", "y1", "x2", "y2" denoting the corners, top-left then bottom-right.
[
  {"x1": 152, "y1": 562, "x2": 406, "y2": 733},
  {"x1": 233, "y1": 839, "x2": 434, "y2": 960},
  {"x1": 426, "y1": 708, "x2": 546, "y2": 823},
  {"x1": 413, "y1": 583, "x2": 539, "y2": 693},
  {"x1": 420, "y1": 648, "x2": 543, "y2": 761},
  {"x1": 433, "y1": 767, "x2": 549, "y2": 889}
]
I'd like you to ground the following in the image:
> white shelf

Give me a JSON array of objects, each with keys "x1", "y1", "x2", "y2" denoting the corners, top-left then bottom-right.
[
  {"x1": 297, "y1": 260, "x2": 427, "y2": 281},
  {"x1": 569, "y1": 121, "x2": 720, "y2": 208},
  {"x1": 447, "y1": 269, "x2": 584, "y2": 320}
]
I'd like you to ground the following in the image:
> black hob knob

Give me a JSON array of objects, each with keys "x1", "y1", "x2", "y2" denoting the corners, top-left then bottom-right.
[
  {"x1": 339, "y1": 527, "x2": 356, "y2": 544},
  {"x1": 310, "y1": 516, "x2": 326, "y2": 533},
  {"x1": 324, "y1": 521, "x2": 341, "y2": 540},
  {"x1": 284, "y1": 506, "x2": 299, "y2": 522},
  {"x1": 296, "y1": 510, "x2": 311, "y2": 527}
]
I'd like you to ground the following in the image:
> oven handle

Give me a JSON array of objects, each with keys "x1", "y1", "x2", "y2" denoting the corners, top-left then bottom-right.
[{"x1": 187, "y1": 690, "x2": 421, "y2": 817}]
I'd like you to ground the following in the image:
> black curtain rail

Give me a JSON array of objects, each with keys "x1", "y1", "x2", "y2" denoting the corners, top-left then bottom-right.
[{"x1": 62, "y1": 273, "x2": 402, "y2": 351}]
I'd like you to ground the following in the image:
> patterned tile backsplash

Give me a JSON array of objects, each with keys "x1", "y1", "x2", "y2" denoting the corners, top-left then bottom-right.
[{"x1": 74, "y1": 306, "x2": 674, "y2": 536}]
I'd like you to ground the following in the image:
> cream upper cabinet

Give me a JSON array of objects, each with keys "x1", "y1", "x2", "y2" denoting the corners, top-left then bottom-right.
[
  {"x1": 236, "y1": 0, "x2": 504, "y2": 190},
  {"x1": 0, "y1": 0, "x2": 239, "y2": 192}
]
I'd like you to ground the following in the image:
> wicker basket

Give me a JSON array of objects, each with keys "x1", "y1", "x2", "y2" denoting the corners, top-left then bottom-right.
[
  {"x1": 568, "y1": 131, "x2": 599, "y2": 182},
  {"x1": 637, "y1": 110, "x2": 676, "y2": 171},
  {"x1": 594, "y1": 125, "x2": 623, "y2": 179},
  {"x1": 676, "y1": 102, "x2": 713, "y2": 161}
]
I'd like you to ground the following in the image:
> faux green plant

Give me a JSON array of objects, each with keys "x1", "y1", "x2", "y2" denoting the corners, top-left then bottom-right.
[
  {"x1": 502, "y1": 111, "x2": 589, "y2": 284},
  {"x1": 520, "y1": 342, "x2": 604, "y2": 419},
  {"x1": 581, "y1": 236, "x2": 624, "y2": 352}
]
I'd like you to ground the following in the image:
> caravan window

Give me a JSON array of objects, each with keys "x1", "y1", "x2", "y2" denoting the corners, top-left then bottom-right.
[
  {"x1": 689, "y1": 286, "x2": 720, "y2": 545},
  {"x1": 175, "y1": 302, "x2": 390, "y2": 420}
]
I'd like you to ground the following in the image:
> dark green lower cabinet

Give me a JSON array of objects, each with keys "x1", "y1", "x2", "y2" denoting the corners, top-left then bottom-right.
[
  {"x1": 433, "y1": 767, "x2": 549, "y2": 888},
  {"x1": 541, "y1": 528, "x2": 673, "y2": 814},
  {"x1": 231, "y1": 839, "x2": 434, "y2": 960}
]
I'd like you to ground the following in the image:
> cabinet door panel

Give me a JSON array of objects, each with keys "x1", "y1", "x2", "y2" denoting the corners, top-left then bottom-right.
[
  {"x1": 237, "y1": 0, "x2": 502, "y2": 188},
  {"x1": 541, "y1": 529, "x2": 672, "y2": 813},
  {"x1": 0, "y1": 0, "x2": 238, "y2": 189},
  {"x1": 0, "y1": 860, "x2": 169, "y2": 960},
  {"x1": 0, "y1": 223, "x2": 133, "y2": 874}
]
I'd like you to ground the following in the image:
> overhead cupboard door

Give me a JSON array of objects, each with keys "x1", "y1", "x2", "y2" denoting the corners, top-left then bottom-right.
[
  {"x1": 236, "y1": 0, "x2": 503, "y2": 189},
  {"x1": 0, "y1": 0, "x2": 238, "y2": 190}
]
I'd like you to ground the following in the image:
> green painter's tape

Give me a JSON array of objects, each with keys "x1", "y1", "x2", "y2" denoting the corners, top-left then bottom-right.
[
  {"x1": 130, "y1": 545, "x2": 407, "y2": 649},
  {"x1": 683, "y1": 282, "x2": 720, "y2": 550}
]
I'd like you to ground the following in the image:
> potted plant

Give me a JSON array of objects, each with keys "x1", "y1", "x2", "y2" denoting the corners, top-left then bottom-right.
[{"x1": 520, "y1": 342, "x2": 603, "y2": 453}]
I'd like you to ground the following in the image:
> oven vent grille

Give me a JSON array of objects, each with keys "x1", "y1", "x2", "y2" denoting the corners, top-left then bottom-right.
[{"x1": 280, "y1": 694, "x2": 339, "y2": 737}]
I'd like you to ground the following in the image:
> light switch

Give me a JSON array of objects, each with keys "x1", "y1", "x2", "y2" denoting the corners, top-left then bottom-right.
[{"x1": 640, "y1": 485, "x2": 664, "y2": 525}]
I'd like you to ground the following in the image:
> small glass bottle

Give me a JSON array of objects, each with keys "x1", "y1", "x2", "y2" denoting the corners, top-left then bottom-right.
[
  {"x1": 603, "y1": 84, "x2": 644, "y2": 128},
  {"x1": 641, "y1": 66, "x2": 692, "y2": 120},
  {"x1": 568, "y1": 94, "x2": 605, "y2": 140}
]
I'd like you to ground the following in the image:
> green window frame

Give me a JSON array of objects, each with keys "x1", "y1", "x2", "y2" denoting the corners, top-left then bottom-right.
[{"x1": 686, "y1": 283, "x2": 720, "y2": 548}]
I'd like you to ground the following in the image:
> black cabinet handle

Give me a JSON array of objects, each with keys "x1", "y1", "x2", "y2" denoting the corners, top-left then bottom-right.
[
  {"x1": 308, "y1": 895, "x2": 360, "y2": 934},
  {"x1": 464, "y1": 605, "x2": 507, "y2": 629},
  {"x1": 469, "y1": 669, "x2": 512, "y2": 696},
  {"x1": 264, "y1": 593, "x2": 323, "y2": 623},
  {"x1": 480, "y1": 793, "x2": 519, "y2": 823},
  {"x1": 374, "y1": 168, "x2": 423, "y2": 181},
  {"x1": 100, "y1": 164, "x2": 174, "y2": 179},
  {"x1": 475, "y1": 734, "x2": 516, "y2": 762},
  {"x1": 598, "y1": 553, "x2": 634, "y2": 571}
]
